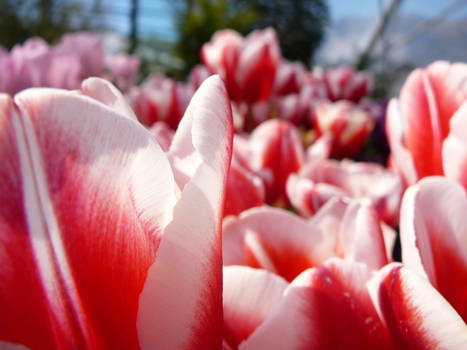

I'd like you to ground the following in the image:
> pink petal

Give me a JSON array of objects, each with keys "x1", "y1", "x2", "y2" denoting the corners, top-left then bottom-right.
[
  {"x1": 0, "y1": 86, "x2": 177, "y2": 349},
  {"x1": 385, "y1": 98, "x2": 418, "y2": 186},
  {"x1": 241, "y1": 259, "x2": 391, "y2": 350},
  {"x1": 136, "y1": 75, "x2": 233, "y2": 349},
  {"x1": 443, "y1": 101, "x2": 467, "y2": 190},
  {"x1": 400, "y1": 68, "x2": 444, "y2": 177},
  {"x1": 249, "y1": 119, "x2": 304, "y2": 204},
  {"x1": 80, "y1": 77, "x2": 137, "y2": 120},
  {"x1": 339, "y1": 200, "x2": 389, "y2": 270},
  {"x1": 400, "y1": 176, "x2": 467, "y2": 321},
  {"x1": 222, "y1": 206, "x2": 334, "y2": 281},
  {"x1": 368, "y1": 264, "x2": 467, "y2": 349},
  {"x1": 223, "y1": 266, "x2": 288, "y2": 348}
]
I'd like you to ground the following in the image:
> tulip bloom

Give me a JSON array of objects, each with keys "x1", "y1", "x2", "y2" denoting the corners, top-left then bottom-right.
[
  {"x1": 272, "y1": 61, "x2": 307, "y2": 96},
  {"x1": 127, "y1": 75, "x2": 193, "y2": 129},
  {"x1": 0, "y1": 76, "x2": 233, "y2": 349},
  {"x1": 287, "y1": 157, "x2": 402, "y2": 226},
  {"x1": 105, "y1": 53, "x2": 140, "y2": 92},
  {"x1": 201, "y1": 28, "x2": 281, "y2": 104},
  {"x1": 313, "y1": 100, "x2": 374, "y2": 158},
  {"x1": 322, "y1": 65, "x2": 372, "y2": 103},
  {"x1": 386, "y1": 61, "x2": 467, "y2": 186},
  {"x1": 223, "y1": 200, "x2": 392, "y2": 282}
]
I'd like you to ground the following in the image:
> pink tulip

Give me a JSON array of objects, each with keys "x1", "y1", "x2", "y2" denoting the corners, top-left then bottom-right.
[
  {"x1": 247, "y1": 119, "x2": 304, "y2": 204},
  {"x1": 105, "y1": 53, "x2": 140, "y2": 92},
  {"x1": 322, "y1": 65, "x2": 372, "y2": 103},
  {"x1": 226, "y1": 259, "x2": 392, "y2": 349},
  {"x1": 58, "y1": 32, "x2": 105, "y2": 79},
  {"x1": 201, "y1": 28, "x2": 281, "y2": 103},
  {"x1": 386, "y1": 61, "x2": 467, "y2": 186},
  {"x1": 223, "y1": 200, "x2": 391, "y2": 282},
  {"x1": 313, "y1": 100, "x2": 374, "y2": 158},
  {"x1": 272, "y1": 60, "x2": 307, "y2": 96},
  {"x1": 0, "y1": 75, "x2": 233, "y2": 349},
  {"x1": 287, "y1": 157, "x2": 402, "y2": 226},
  {"x1": 127, "y1": 75, "x2": 193, "y2": 129}
]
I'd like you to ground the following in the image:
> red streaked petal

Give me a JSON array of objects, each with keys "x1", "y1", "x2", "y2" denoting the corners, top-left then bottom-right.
[
  {"x1": 240, "y1": 259, "x2": 391, "y2": 350},
  {"x1": 400, "y1": 176, "x2": 467, "y2": 321},
  {"x1": 1, "y1": 86, "x2": 177, "y2": 349},
  {"x1": 223, "y1": 266, "x2": 288, "y2": 348},
  {"x1": 400, "y1": 68, "x2": 444, "y2": 177},
  {"x1": 443, "y1": 101, "x2": 467, "y2": 190},
  {"x1": 136, "y1": 75, "x2": 233, "y2": 349},
  {"x1": 368, "y1": 264, "x2": 467, "y2": 349},
  {"x1": 222, "y1": 206, "x2": 333, "y2": 281}
]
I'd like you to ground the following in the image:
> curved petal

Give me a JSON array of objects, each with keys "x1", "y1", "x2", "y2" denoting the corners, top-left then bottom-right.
[
  {"x1": 222, "y1": 206, "x2": 333, "y2": 281},
  {"x1": 339, "y1": 200, "x2": 389, "y2": 270},
  {"x1": 240, "y1": 259, "x2": 391, "y2": 350},
  {"x1": 136, "y1": 75, "x2": 233, "y2": 349},
  {"x1": 368, "y1": 264, "x2": 467, "y2": 349},
  {"x1": 400, "y1": 68, "x2": 444, "y2": 177},
  {"x1": 0, "y1": 87, "x2": 176, "y2": 349},
  {"x1": 443, "y1": 101, "x2": 467, "y2": 190},
  {"x1": 80, "y1": 77, "x2": 137, "y2": 120},
  {"x1": 385, "y1": 98, "x2": 418, "y2": 186},
  {"x1": 223, "y1": 266, "x2": 288, "y2": 348},
  {"x1": 400, "y1": 177, "x2": 467, "y2": 321},
  {"x1": 249, "y1": 119, "x2": 304, "y2": 204}
]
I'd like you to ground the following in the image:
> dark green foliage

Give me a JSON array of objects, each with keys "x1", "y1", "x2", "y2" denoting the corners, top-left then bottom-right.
[{"x1": 237, "y1": 0, "x2": 329, "y2": 65}]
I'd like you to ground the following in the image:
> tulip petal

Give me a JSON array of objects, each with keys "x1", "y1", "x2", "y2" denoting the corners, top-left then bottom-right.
[
  {"x1": 240, "y1": 259, "x2": 391, "y2": 350},
  {"x1": 443, "y1": 101, "x2": 467, "y2": 190},
  {"x1": 223, "y1": 206, "x2": 333, "y2": 281},
  {"x1": 385, "y1": 98, "x2": 418, "y2": 185},
  {"x1": 223, "y1": 266, "x2": 288, "y2": 348},
  {"x1": 136, "y1": 75, "x2": 233, "y2": 349},
  {"x1": 400, "y1": 177, "x2": 467, "y2": 321},
  {"x1": 80, "y1": 77, "x2": 138, "y2": 120},
  {"x1": 368, "y1": 264, "x2": 467, "y2": 349},
  {"x1": 339, "y1": 200, "x2": 389, "y2": 270},
  {"x1": 0, "y1": 87, "x2": 177, "y2": 349}
]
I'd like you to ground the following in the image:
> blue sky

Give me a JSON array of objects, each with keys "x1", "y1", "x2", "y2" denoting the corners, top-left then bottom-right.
[{"x1": 94, "y1": 0, "x2": 467, "y2": 40}]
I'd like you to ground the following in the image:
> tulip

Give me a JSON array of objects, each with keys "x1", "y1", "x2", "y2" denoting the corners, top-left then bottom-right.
[
  {"x1": 228, "y1": 259, "x2": 393, "y2": 350},
  {"x1": 0, "y1": 75, "x2": 233, "y2": 349},
  {"x1": 287, "y1": 157, "x2": 402, "y2": 226},
  {"x1": 58, "y1": 32, "x2": 105, "y2": 79},
  {"x1": 127, "y1": 75, "x2": 193, "y2": 129},
  {"x1": 222, "y1": 200, "x2": 392, "y2": 282},
  {"x1": 105, "y1": 53, "x2": 140, "y2": 92},
  {"x1": 313, "y1": 100, "x2": 374, "y2": 158},
  {"x1": 322, "y1": 65, "x2": 372, "y2": 103},
  {"x1": 201, "y1": 28, "x2": 281, "y2": 104},
  {"x1": 247, "y1": 119, "x2": 304, "y2": 205},
  {"x1": 386, "y1": 61, "x2": 467, "y2": 186},
  {"x1": 272, "y1": 61, "x2": 307, "y2": 96}
]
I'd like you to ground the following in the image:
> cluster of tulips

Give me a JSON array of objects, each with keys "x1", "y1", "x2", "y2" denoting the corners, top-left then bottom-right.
[{"x1": 1, "y1": 26, "x2": 467, "y2": 350}]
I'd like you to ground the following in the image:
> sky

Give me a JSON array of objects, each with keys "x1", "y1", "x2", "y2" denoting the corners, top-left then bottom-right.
[{"x1": 94, "y1": 0, "x2": 467, "y2": 46}]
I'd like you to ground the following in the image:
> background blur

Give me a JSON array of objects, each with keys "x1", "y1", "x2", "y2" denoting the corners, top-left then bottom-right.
[{"x1": 2, "y1": 0, "x2": 466, "y2": 95}]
